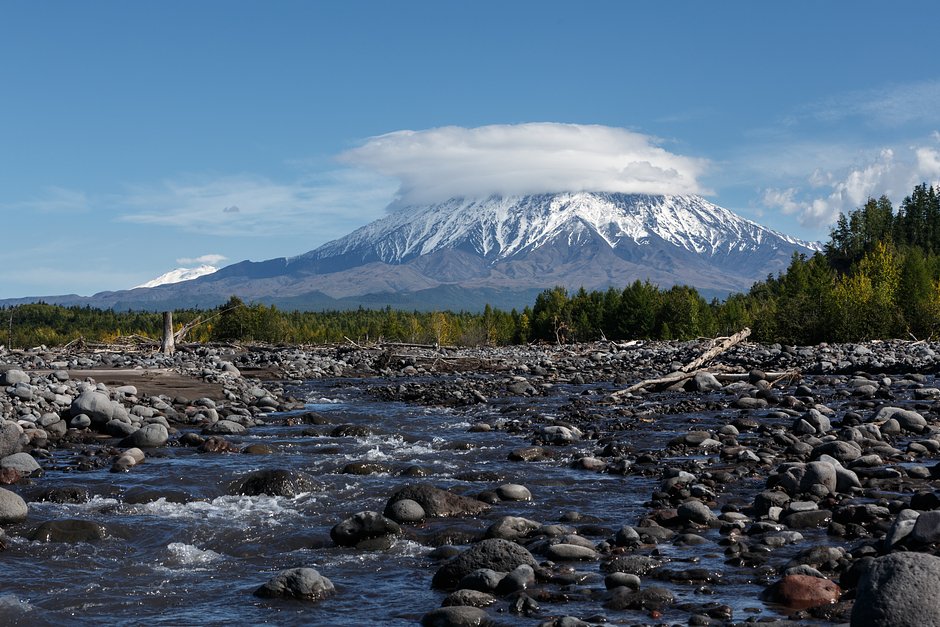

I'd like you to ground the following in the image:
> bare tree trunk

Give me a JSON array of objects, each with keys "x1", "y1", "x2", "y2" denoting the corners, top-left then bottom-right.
[{"x1": 161, "y1": 311, "x2": 175, "y2": 355}]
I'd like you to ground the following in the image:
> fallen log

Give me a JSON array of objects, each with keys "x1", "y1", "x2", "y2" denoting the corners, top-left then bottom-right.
[
  {"x1": 612, "y1": 367, "x2": 801, "y2": 397},
  {"x1": 680, "y1": 327, "x2": 751, "y2": 373}
]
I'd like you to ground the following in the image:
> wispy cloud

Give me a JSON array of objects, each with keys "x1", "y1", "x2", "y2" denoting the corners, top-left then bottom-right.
[
  {"x1": 805, "y1": 79, "x2": 940, "y2": 128},
  {"x1": 117, "y1": 169, "x2": 396, "y2": 237},
  {"x1": 1, "y1": 186, "x2": 90, "y2": 213},
  {"x1": 176, "y1": 253, "x2": 227, "y2": 266},
  {"x1": 340, "y1": 123, "x2": 710, "y2": 206}
]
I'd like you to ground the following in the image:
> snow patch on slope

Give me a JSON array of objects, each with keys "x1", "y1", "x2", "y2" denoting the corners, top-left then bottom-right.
[
  {"x1": 296, "y1": 192, "x2": 820, "y2": 265},
  {"x1": 135, "y1": 265, "x2": 218, "y2": 289}
]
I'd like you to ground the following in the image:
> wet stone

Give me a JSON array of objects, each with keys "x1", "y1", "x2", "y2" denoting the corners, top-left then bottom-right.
[{"x1": 30, "y1": 519, "x2": 109, "y2": 543}]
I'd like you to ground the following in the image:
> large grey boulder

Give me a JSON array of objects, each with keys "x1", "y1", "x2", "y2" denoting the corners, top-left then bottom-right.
[
  {"x1": 70, "y1": 391, "x2": 115, "y2": 426},
  {"x1": 800, "y1": 461, "x2": 837, "y2": 494},
  {"x1": 0, "y1": 422, "x2": 27, "y2": 458},
  {"x1": 120, "y1": 423, "x2": 168, "y2": 448},
  {"x1": 873, "y1": 407, "x2": 927, "y2": 433},
  {"x1": 254, "y1": 567, "x2": 335, "y2": 601},
  {"x1": 1, "y1": 369, "x2": 30, "y2": 385},
  {"x1": 0, "y1": 487, "x2": 28, "y2": 524},
  {"x1": 432, "y1": 538, "x2": 538, "y2": 589},
  {"x1": 1, "y1": 453, "x2": 41, "y2": 475},
  {"x1": 851, "y1": 552, "x2": 940, "y2": 626}
]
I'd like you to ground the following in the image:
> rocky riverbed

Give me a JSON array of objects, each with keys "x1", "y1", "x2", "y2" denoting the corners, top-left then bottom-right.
[{"x1": 2, "y1": 338, "x2": 940, "y2": 625}]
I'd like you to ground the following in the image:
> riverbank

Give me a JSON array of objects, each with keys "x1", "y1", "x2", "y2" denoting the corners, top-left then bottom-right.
[{"x1": 1, "y1": 338, "x2": 940, "y2": 625}]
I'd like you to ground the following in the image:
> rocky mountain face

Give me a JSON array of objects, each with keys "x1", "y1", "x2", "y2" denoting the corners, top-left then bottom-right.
[{"x1": 3, "y1": 193, "x2": 819, "y2": 311}]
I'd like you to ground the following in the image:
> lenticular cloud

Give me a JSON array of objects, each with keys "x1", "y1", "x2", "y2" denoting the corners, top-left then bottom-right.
[{"x1": 340, "y1": 123, "x2": 709, "y2": 206}]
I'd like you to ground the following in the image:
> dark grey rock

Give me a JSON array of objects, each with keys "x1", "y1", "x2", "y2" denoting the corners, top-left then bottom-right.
[
  {"x1": 851, "y1": 552, "x2": 940, "y2": 626},
  {"x1": 800, "y1": 461, "x2": 837, "y2": 494},
  {"x1": 120, "y1": 423, "x2": 168, "y2": 448},
  {"x1": 231, "y1": 469, "x2": 318, "y2": 497},
  {"x1": 441, "y1": 589, "x2": 497, "y2": 608},
  {"x1": 421, "y1": 606, "x2": 493, "y2": 627},
  {"x1": 254, "y1": 567, "x2": 335, "y2": 601},
  {"x1": 495, "y1": 483, "x2": 531, "y2": 501},
  {"x1": 385, "y1": 498, "x2": 426, "y2": 524},
  {"x1": 456, "y1": 568, "x2": 505, "y2": 593},
  {"x1": 496, "y1": 564, "x2": 535, "y2": 595},
  {"x1": 432, "y1": 538, "x2": 538, "y2": 590},
  {"x1": 605, "y1": 572, "x2": 641, "y2": 590},
  {"x1": 545, "y1": 543, "x2": 598, "y2": 560},
  {"x1": 485, "y1": 516, "x2": 541, "y2": 541},
  {"x1": 605, "y1": 585, "x2": 674, "y2": 611},
  {"x1": 911, "y1": 510, "x2": 940, "y2": 544},
  {"x1": 30, "y1": 519, "x2": 108, "y2": 542},
  {"x1": 677, "y1": 499, "x2": 717, "y2": 525},
  {"x1": 330, "y1": 511, "x2": 401, "y2": 550},
  {"x1": 385, "y1": 483, "x2": 489, "y2": 519}
]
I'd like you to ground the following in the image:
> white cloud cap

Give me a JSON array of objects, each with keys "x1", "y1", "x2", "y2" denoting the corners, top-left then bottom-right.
[{"x1": 340, "y1": 123, "x2": 710, "y2": 206}]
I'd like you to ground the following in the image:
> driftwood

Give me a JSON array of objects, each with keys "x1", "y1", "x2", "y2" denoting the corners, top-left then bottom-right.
[
  {"x1": 680, "y1": 327, "x2": 751, "y2": 372},
  {"x1": 380, "y1": 341, "x2": 459, "y2": 351},
  {"x1": 613, "y1": 367, "x2": 800, "y2": 396},
  {"x1": 612, "y1": 327, "x2": 758, "y2": 396}
]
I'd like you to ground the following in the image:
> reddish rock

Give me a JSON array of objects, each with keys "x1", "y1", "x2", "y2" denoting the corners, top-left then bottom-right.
[
  {"x1": 0, "y1": 468, "x2": 21, "y2": 485},
  {"x1": 198, "y1": 436, "x2": 238, "y2": 453},
  {"x1": 767, "y1": 574, "x2": 840, "y2": 609}
]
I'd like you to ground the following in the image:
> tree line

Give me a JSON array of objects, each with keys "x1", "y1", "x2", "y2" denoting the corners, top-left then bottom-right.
[{"x1": 4, "y1": 183, "x2": 939, "y2": 349}]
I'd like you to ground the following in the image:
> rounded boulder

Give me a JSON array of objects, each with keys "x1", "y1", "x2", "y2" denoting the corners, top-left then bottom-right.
[
  {"x1": 330, "y1": 511, "x2": 402, "y2": 550},
  {"x1": 385, "y1": 483, "x2": 489, "y2": 519},
  {"x1": 120, "y1": 423, "x2": 168, "y2": 448},
  {"x1": 851, "y1": 552, "x2": 940, "y2": 626},
  {"x1": 231, "y1": 469, "x2": 318, "y2": 497},
  {"x1": 254, "y1": 567, "x2": 335, "y2": 602},
  {"x1": 70, "y1": 391, "x2": 115, "y2": 426},
  {"x1": 0, "y1": 487, "x2": 28, "y2": 524},
  {"x1": 432, "y1": 538, "x2": 538, "y2": 590}
]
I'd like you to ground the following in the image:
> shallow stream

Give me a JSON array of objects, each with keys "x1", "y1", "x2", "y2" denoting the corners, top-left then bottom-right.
[{"x1": 0, "y1": 376, "x2": 857, "y2": 625}]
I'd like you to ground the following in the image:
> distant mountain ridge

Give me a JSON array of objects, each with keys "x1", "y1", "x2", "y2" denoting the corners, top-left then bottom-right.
[{"x1": 1, "y1": 192, "x2": 819, "y2": 311}]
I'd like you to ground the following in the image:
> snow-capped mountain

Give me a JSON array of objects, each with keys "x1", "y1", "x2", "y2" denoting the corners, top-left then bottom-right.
[
  {"x1": 3, "y1": 193, "x2": 820, "y2": 311},
  {"x1": 134, "y1": 265, "x2": 218, "y2": 289},
  {"x1": 297, "y1": 193, "x2": 817, "y2": 267}
]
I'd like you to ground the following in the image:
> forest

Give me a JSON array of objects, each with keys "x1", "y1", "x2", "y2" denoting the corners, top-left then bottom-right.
[{"x1": 3, "y1": 183, "x2": 939, "y2": 349}]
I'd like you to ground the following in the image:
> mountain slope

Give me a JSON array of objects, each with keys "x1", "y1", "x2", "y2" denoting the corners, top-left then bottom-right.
[
  {"x1": 1, "y1": 193, "x2": 819, "y2": 311},
  {"x1": 297, "y1": 193, "x2": 814, "y2": 267}
]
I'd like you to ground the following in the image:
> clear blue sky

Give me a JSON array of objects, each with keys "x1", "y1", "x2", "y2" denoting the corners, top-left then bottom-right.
[{"x1": 2, "y1": 1, "x2": 939, "y2": 298}]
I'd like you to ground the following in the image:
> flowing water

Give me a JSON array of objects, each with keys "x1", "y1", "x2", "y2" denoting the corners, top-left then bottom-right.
[{"x1": 0, "y1": 376, "x2": 838, "y2": 626}]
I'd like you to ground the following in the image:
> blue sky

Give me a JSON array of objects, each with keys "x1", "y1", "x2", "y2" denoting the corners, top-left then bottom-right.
[{"x1": 2, "y1": 1, "x2": 940, "y2": 298}]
